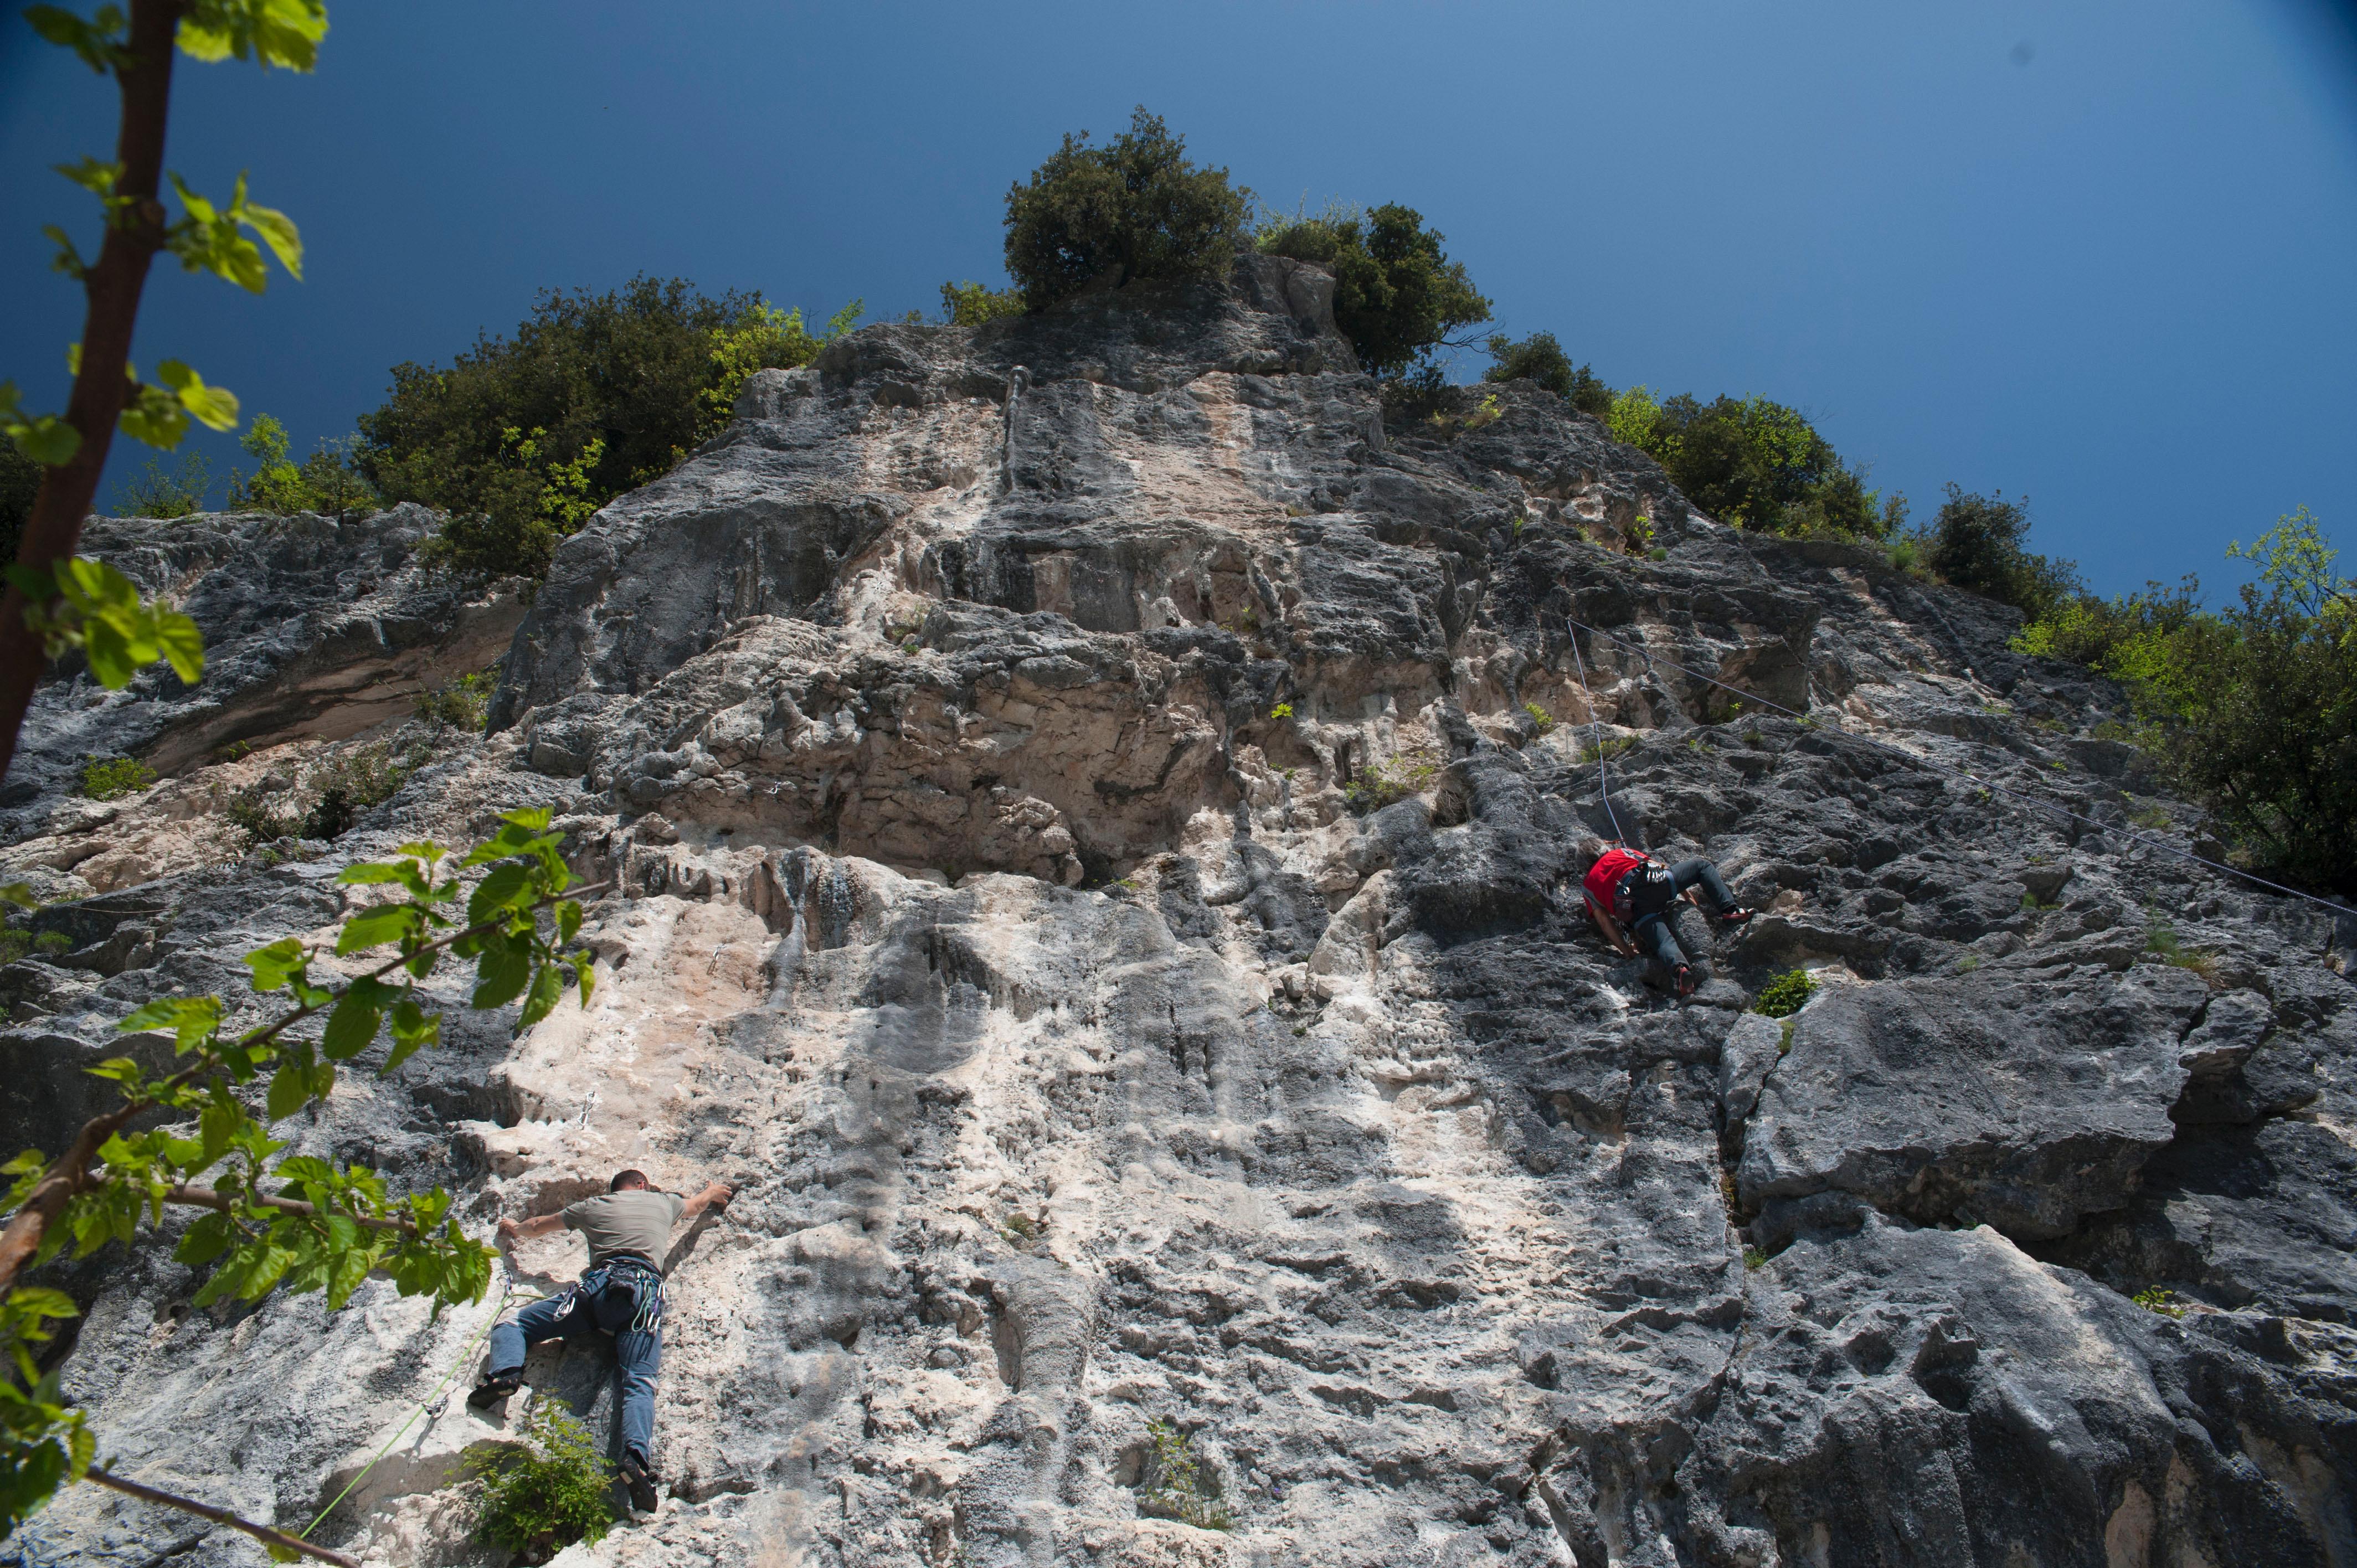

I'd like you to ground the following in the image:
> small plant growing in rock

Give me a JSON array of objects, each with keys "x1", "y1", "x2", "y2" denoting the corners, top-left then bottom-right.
[
  {"x1": 415, "y1": 669, "x2": 497, "y2": 733},
  {"x1": 1524, "y1": 703, "x2": 1554, "y2": 735},
  {"x1": 1743, "y1": 1247, "x2": 1768, "y2": 1271},
  {"x1": 1754, "y1": 969, "x2": 1815, "y2": 1019},
  {"x1": 2132, "y1": 1286, "x2": 2185, "y2": 1319},
  {"x1": 1343, "y1": 752, "x2": 1440, "y2": 813},
  {"x1": 1956, "y1": 955, "x2": 1983, "y2": 972},
  {"x1": 1138, "y1": 1418, "x2": 1231, "y2": 1531},
  {"x1": 999, "y1": 1211, "x2": 1040, "y2": 1245},
  {"x1": 2144, "y1": 922, "x2": 2221, "y2": 986},
  {"x1": 79, "y1": 754, "x2": 157, "y2": 801},
  {"x1": 34, "y1": 931, "x2": 73, "y2": 958},
  {"x1": 1577, "y1": 735, "x2": 1638, "y2": 765},
  {"x1": 465, "y1": 1401, "x2": 617, "y2": 1564},
  {"x1": 212, "y1": 739, "x2": 254, "y2": 763},
  {"x1": 1777, "y1": 1018, "x2": 1796, "y2": 1056},
  {"x1": 1269, "y1": 702, "x2": 1293, "y2": 720}
]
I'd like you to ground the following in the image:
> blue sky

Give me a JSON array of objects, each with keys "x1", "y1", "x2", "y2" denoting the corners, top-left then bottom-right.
[{"x1": 4, "y1": 1, "x2": 2354, "y2": 597}]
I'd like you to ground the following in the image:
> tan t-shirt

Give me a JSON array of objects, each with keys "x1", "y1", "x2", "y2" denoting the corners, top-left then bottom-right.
[{"x1": 562, "y1": 1190, "x2": 685, "y2": 1273}]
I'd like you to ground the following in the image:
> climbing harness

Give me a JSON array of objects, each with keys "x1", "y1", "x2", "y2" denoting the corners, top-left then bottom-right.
[{"x1": 1555, "y1": 610, "x2": 2355, "y2": 922}]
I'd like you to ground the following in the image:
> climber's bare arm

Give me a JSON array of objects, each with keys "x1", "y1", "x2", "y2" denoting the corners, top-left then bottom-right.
[
  {"x1": 1589, "y1": 902, "x2": 1639, "y2": 958},
  {"x1": 680, "y1": 1180, "x2": 734, "y2": 1223},
  {"x1": 496, "y1": 1211, "x2": 565, "y2": 1246}
]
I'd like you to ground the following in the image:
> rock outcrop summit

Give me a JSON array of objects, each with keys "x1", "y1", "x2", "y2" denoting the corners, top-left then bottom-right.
[{"x1": 4, "y1": 252, "x2": 2353, "y2": 1567}]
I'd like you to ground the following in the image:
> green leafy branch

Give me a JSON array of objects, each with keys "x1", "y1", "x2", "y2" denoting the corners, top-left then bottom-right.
[{"x1": 0, "y1": 807, "x2": 601, "y2": 1540}]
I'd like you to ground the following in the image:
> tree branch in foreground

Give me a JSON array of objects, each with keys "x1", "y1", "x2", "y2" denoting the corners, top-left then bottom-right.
[
  {"x1": 0, "y1": 878, "x2": 612, "y2": 1297},
  {"x1": 87, "y1": 1467, "x2": 361, "y2": 1568}
]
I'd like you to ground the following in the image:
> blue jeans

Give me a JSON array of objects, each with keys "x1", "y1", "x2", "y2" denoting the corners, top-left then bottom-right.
[
  {"x1": 487, "y1": 1261, "x2": 663, "y2": 1466},
  {"x1": 1632, "y1": 858, "x2": 1737, "y2": 969}
]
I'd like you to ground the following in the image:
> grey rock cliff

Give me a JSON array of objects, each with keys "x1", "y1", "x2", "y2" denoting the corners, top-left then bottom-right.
[{"x1": 5, "y1": 251, "x2": 2354, "y2": 1568}]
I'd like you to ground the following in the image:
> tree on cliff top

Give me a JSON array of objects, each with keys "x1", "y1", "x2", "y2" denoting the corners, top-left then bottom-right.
[
  {"x1": 355, "y1": 278, "x2": 857, "y2": 578},
  {"x1": 1003, "y1": 109, "x2": 1250, "y2": 310},
  {"x1": 1258, "y1": 202, "x2": 1491, "y2": 380}
]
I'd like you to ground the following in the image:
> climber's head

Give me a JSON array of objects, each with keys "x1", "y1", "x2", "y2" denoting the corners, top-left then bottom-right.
[{"x1": 609, "y1": 1169, "x2": 650, "y2": 1193}]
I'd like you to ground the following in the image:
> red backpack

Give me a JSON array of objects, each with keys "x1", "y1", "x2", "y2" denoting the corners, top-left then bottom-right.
[{"x1": 1583, "y1": 848, "x2": 1650, "y2": 922}]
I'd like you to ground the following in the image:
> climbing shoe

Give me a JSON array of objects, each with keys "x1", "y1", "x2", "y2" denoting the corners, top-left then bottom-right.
[
  {"x1": 620, "y1": 1453, "x2": 661, "y2": 1513},
  {"x1": 466, "y1": 1372, "x2": 521, "y2": 1410},
  {"x1": 1674, "y1": 964, "x2": 1697, "y2": 998},
  {"x1": 1717, "y1": 907, "x2": 1755, "y2": 929}
]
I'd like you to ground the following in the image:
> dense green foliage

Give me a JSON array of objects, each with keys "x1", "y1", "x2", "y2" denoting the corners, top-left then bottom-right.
[
  {"x1": 356, "y1": 277, "x2": 856, "y2": 579},
  {"x1": 1754, "y1": 968, "x2": 1818, "y2": 1019},
  {"x1": 4, "y1": 808, "x2": 595, "y2": 1540},
  {"x1": 466, "y1": 1402, "x2": 616, "y2": 1562},
  {"x1": 1917, "y1": 484, "x2": 2081, "y2": 622},
  {"x1": 1483, "y1": 332, "x2": 1612, "y2": 419},
  {"x1": 227, "y1": 414, "x2": 377, "y2": 517},
  {"x1": 939, "y1": 280, "x2": 1025, "y2": 326},
  {"x1": 1605, "y1": 387, "x2": 1892, "y2": 539},
  {"x1": 2014, "y1": 510, "x2": 2356, "y2": 896},
  {"x1": 1258, "y1": 203, "x2": 1490, "y2": 379},
  {"x1": 415, "y1": 669, "x2": 497, "y2": 733},
  {"x1": 1004, "y1": 109, "x2": 1249, "y2": 311},
  {"x1": 76, "y1": 755, "x2": 155, "y2": 801}
]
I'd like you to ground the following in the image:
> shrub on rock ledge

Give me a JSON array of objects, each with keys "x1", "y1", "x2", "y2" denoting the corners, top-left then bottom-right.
[{"x1": 1004, "y1": 109, "x2": 1249, "y2": 311}]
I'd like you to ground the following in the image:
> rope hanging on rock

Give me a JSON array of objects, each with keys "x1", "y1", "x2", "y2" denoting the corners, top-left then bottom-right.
[
  {"x1": 1556, "y1": 610, "x2": 2354, "y2": 922},
  {"x1": 1563, "y1": 613, "x2": 1631, "y2": 848}
]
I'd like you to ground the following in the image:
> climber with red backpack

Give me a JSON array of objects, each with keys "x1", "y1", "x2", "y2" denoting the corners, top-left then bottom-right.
[{"x1": 1582, "y1": 844, "x2": 1753, "y2": 996}]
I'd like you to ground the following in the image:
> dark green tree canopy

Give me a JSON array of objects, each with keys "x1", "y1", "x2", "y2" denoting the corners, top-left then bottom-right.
[
  {"x1": 1484, "y1": 332, "x2": 1612, "y2": 420},
  {"x1": 1922, "y1": 483, "x2": 2080, "y2": 620},
  {"x1": 1627, "y1": 391, "x2": 1887, "y2": 539},
  {"x1": 1003, "y1": 110, "x2": 1250, "y2": 310},
  {"x1": 1260, "y1": 203, "x2": 1491, "y2": 378}
]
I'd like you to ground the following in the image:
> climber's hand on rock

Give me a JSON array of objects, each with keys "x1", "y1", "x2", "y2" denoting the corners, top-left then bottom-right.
[{"x1": 496, "y1": 1216, "x2": 521, "y2": 1246}]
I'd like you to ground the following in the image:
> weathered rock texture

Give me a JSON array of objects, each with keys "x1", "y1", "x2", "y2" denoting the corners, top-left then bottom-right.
[{"x1": 6, "y1": 252, "x2": 2355, "y2": 1568}]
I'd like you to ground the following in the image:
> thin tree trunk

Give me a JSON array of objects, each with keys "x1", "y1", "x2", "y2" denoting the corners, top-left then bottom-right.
[{"x1": 0, "y1": 0, "x2": 185, "y2": 786}]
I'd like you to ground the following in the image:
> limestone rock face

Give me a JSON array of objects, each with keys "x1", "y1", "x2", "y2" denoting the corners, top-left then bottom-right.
[{"x1": 7, "y1": 252, "x2": 2355, "y2": 1568}]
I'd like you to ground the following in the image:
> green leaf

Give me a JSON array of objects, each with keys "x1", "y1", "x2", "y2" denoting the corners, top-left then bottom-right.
[
  {"x1": 25, "y1": 3, "x2": 128, "y2": 70},
  {"x1": 556, "y1": 899, "x2": 581, "y2": 944},
  {"x1": 9, "y1": 414, "x2": 82, "y2": 466},
  {"x1": 178, "y1": 0, "x2": 328, "y2": 70},
  {"x1": 117, "y1": 380, "x2": 191, "y2": 448},
  {"x1": 320, "y1": 989, "x2": 382, "y2": 1061},
  {"x1": 173, "y1": 1211, "x2": 237, "y2": 1267},
  {"x1": 264, "y1": 1062, "x2": 311, "y2": 1121},
  {"x1": 117, "y1": 994, "x2": 221, "y2": 1053},
  {"x1": 465, "y1": 862, "x2": 529, "y2": 927},
  {"x1": 155, "y1": 611, "x2": 204, "y2": 684},
  {"x1": 236, "y1": 199, "x2": 301, "y2": 280},
  {"x1": 6, "y1": 1286, "x2": 80, "y2": 1326},
  {"x1": 516, "y1": 961, "x2": 564, "y2": 1031},
  {"x1": 336, "y1": 902, "x2": 418, "y2": 954},
  {"x1": 0, "y1": 883, "x2": 39, "y2": 910},
  {"x1": 53, "y1": 156, "x2": 123, "y2": 199},
  {"x1": 469, "y1": 941, "x2": 531, "y2": 1010},
  {"x1": 154, "y1": 359, "x2": 240, "y2": 431},
  {"x1": 244, "y1": 937, "x2": 307, "y2": 992}
]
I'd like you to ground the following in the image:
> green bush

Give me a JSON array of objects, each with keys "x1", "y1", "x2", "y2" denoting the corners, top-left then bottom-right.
[
  {"x1": 0, "y1": 929, "x2": 27, "y2": 967},
  {"x1": 1004, "y1": 109, "x2": 1249, "y2": 311},
  {"x1": 34, "y1": 931, "x2": 70, "y2": 957},
  {"x1": 79, "y1": 754, "x2": 157, "y2": 801},
  {"x1": 1917, "y1": 484, "x2": 2081, "y2": 621},
  {"x1": 466, "y1": 1402, "x2": 615, "y2": 1564},
  {"x1": 1344, "y1": 752, "x2": 1441, "y2": 812},
  {"x1": 939, "y1": 280, "x2": 1025, "y2": 326},
  {"x1": 227, "y1": 414, "x2": 378, "y2": 518},
  {"x1": 2131, "y1": 1286, "x2": 2185, "y2": 1319},
  {"x1": 2015, "y1": 510, "x2": 2355, "y2": 896},
  {"x1": 1136, "y1": 1417, "x2": 1231, "y2": 1531},
  {"x1": 1754, "y1": 968, "x2": 1816, "y2": 1019},
  {"x1": 358, "y1": 276, "x2": 857, "y2": 579},
  {"x1": 415, "y1": 669, "x2": 498, "y2": 732},
  {"x1": 1259, "y1": 202, "x2": 1490, "y2": 380},
  {"x1": 1606, "y1": 388, "x2": 1892, "y2": 540},
  {"x1": 1484, "y1": 332, "x2": 1612, "y2": 420},
  {"x1": 113, "y1": 451, "x2": 213, "y2": 519}
]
